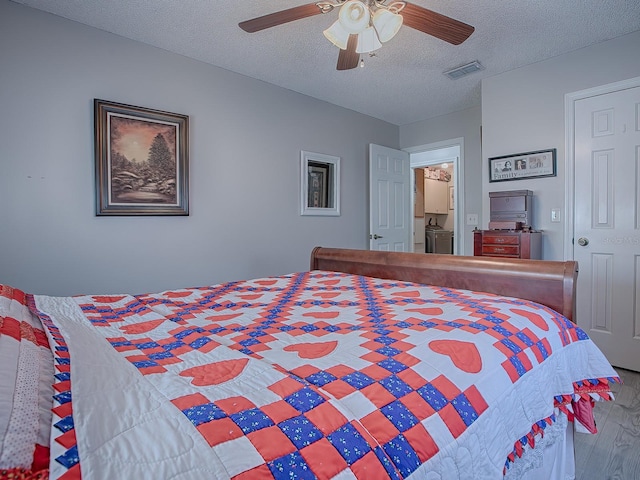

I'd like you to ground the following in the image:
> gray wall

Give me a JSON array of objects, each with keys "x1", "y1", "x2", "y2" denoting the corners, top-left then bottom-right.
[
  {"x1": 481, "y1": 31, "x2": 640, "y2": 260},
  {"x1": 0, "y1": 1, "x2": 398, "y2": 295},
  {"x1": 399, "y1": 104, "x2": 483, "y2": 256}
]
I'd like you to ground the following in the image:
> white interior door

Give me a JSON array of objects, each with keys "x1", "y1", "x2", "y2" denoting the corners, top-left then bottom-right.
[
  {"x1": 574, "y1": 85, "x2": 640, "y2": 372},
  {"x1": 369, "y1": 144, "x2": 410, "y2": 251}
]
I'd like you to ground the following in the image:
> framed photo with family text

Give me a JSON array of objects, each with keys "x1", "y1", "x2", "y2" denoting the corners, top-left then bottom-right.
[{"x1": 489, "y1": 148, "x2": 556, "y2": 183}]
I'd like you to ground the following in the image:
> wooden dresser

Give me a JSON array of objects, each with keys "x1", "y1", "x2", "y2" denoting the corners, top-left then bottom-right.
[{"x1": 473, "y1": 230, "x2": 542, "y2": 259}]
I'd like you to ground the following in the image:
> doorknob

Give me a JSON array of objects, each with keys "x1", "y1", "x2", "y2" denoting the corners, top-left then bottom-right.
[
  {"x1": 577, "y1": 237, "x2": 589, "y2": 246},
  {"x1": 370, "y1": 234, "x2": 384, "y2": 240}
]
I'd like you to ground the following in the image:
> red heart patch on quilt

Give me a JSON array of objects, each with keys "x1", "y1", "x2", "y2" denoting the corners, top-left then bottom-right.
[
  {"x1": 180, "y1": 358, "x2": 249, "y2": 386},
  {"x1": 510, "y1": 308, "x2": 549, "y2": 331},
  {"x1": 284, "y1": 341, "x2": 338, "y2": 359},
  {"x1": 407, "y1": 307, "x2": 444, "y2": 316},
  {"x1": 205, "y1": 313, "x2": 242, "y2": 322},
  {"x1": 392, "y1": 290, "x2": 421, "y2": 298},
  {"x1": 429, "y1": 339, "x2": 482, "y2": 373},
  {"x1": 91, "y1": 295, "x2": 126, "y2": 303},
  {"x1": 164, "y1": 291, "x2": 193, "y2": 298},
  {"x1": 239, "y1": 294, "x2": 263, "y2": 301},
  {"x1": 120, "y1": 319, "x2": 164, "y2": 334},
  {"x1": 302, "y1": 311, "x2": 340, "y2": 319},
  {"x1": 314, "y1": 292, "x2": 341, "y2": 299}
]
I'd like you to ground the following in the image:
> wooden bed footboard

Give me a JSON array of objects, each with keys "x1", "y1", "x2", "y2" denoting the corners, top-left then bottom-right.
[{"x1": 310, "y1": 247, "x2": 578, "y2": 322}]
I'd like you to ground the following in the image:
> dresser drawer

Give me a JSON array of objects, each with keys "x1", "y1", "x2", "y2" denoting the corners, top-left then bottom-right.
[
  {"x1": 482, "y1": 245, "x2": 520, "y2": 256},
  {"x1": 473, "y1": 230, "x2": 542, "y2": 260},
  {"x1": 481, "y1": 234, "x2": 519, "y2": 245}
]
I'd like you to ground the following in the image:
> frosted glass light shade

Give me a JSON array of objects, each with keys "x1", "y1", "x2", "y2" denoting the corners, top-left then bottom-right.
[
  {"x1": 338, "y1": 0, "x2": 370, "y2": 34},
  {"x1": 356, "y1": 26, "x2": 382, "y2": 53},
  {"x1": 323, "y1": 20, "x2": 350, "y2": 50},
  {"x1": 373, "y1": 8, "x2": 402, "y2": 42}
]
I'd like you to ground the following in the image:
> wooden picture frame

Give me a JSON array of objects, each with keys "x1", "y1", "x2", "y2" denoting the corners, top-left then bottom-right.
[
  {"x1": 489, "y1": 148, "x2": 556, "y2": 183},
  {"x1": 300, "y1": 151, "x2": 340, "y2": 216},
  {"x1": 94, "y1": 99, "x2": 189, "y2": 215}
]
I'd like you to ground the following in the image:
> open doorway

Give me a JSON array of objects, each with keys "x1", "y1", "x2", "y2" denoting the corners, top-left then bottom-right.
[{"x1": 406, "y1": 139, "x2": 464, "y2": 255}]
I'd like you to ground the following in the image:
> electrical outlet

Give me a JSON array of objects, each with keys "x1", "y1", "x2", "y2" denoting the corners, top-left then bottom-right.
[
  {"x1": 466, "y1": 213, "x2": 478, "y2": 226},
  {"x1": 551, "y1": 208, "x2": 561, "y2": 223}
]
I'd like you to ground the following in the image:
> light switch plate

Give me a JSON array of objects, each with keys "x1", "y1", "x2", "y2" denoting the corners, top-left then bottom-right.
[
  {"x1": 551, "y1": 208, "x2": 561, "y2": 222},
  {"x1": 466, "y1": 213, "x2": 478, "y2": 225}
]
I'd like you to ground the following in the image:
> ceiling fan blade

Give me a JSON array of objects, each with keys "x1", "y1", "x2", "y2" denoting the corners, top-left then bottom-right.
[
  {"x1": 239, "y1": 4, "x2": 323, "y2": 33},
  {"x1": 337, "y1": 34, "x2": 359, "y2": 71},
  {"x1": 401, "y1": 3, "x2": 474, "y2": 45}
]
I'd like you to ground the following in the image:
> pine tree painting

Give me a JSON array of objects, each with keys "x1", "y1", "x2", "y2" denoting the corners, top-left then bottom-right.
[{"x1": 109, "y1": 115, "x2": 179, "y2": 204}]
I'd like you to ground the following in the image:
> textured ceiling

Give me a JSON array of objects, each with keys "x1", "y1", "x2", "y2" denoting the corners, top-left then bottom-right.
[{"x1": 11, "y1": 0, "x2": 640, "y2": 125}]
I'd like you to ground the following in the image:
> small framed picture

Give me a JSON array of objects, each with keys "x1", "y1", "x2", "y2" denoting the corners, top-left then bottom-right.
[
  {"x1": 489, "y1": 148, "x2": 556, "y2": 183},
  {"x1": 94, "y1": 99, "x2": 189, "y2": 215},
  {"x1": 300, "y1": 151, "x2": 340, "y2": 216}
]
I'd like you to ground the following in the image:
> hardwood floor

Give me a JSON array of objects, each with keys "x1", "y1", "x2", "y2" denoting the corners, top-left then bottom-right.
[{"x1": 574, "y1": 368, "x2": 640, "y2": 480}]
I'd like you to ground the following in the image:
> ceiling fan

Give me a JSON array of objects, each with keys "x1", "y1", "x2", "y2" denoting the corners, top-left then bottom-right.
[{"x1": 239, "y1": 0, "x2": 475, "y2": 71}]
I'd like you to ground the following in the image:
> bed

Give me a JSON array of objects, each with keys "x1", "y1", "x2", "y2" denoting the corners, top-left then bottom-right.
[{"x1": 1, "y1": 247, "x2": 619, "y2": 480}]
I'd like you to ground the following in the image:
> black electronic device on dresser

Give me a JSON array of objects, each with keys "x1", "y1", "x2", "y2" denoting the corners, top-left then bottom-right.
[{"x1": 474, "y1": 189, "x2": 542, "y2": 259}]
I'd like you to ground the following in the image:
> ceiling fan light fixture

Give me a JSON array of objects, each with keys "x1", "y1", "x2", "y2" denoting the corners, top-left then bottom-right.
[
  {"x1": 356, "y1": 26, "x2": 382, "y2": 53},
  {"x1": 323, "y1": 20, "x2": 350, "y2": 50},
  {"x1": 372, "y1": 9, "x2": 403, "y2": 43},
  {"x1": 338, "y1": 0, "x2": 370, "y2": 33},
  {"x1": 241, "y1": 2, "x2": 475, "y2": 72}
]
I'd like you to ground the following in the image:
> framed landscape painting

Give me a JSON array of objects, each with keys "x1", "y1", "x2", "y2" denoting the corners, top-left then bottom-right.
[{"x1": 94, "y1": 99, "x2": 189, "y2": 215}]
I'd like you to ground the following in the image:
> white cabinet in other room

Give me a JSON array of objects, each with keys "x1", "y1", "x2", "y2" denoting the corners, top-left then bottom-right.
[{"x1": 424, "y1": 178, "x2": 448, "y2": 214}]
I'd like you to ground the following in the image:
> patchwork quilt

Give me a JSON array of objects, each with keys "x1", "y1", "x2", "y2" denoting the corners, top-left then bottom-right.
[
  {"x1": 28, "y1": 271, "x2": 619, "y2": 480},
  {"x1": 0, "y1": 285, "x2": 52, "y2": 478}
]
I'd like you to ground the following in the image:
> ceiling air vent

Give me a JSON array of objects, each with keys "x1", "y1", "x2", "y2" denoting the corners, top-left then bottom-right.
[{"x1": 443, "y1": 61, "x2": 484, "y2": 80}]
